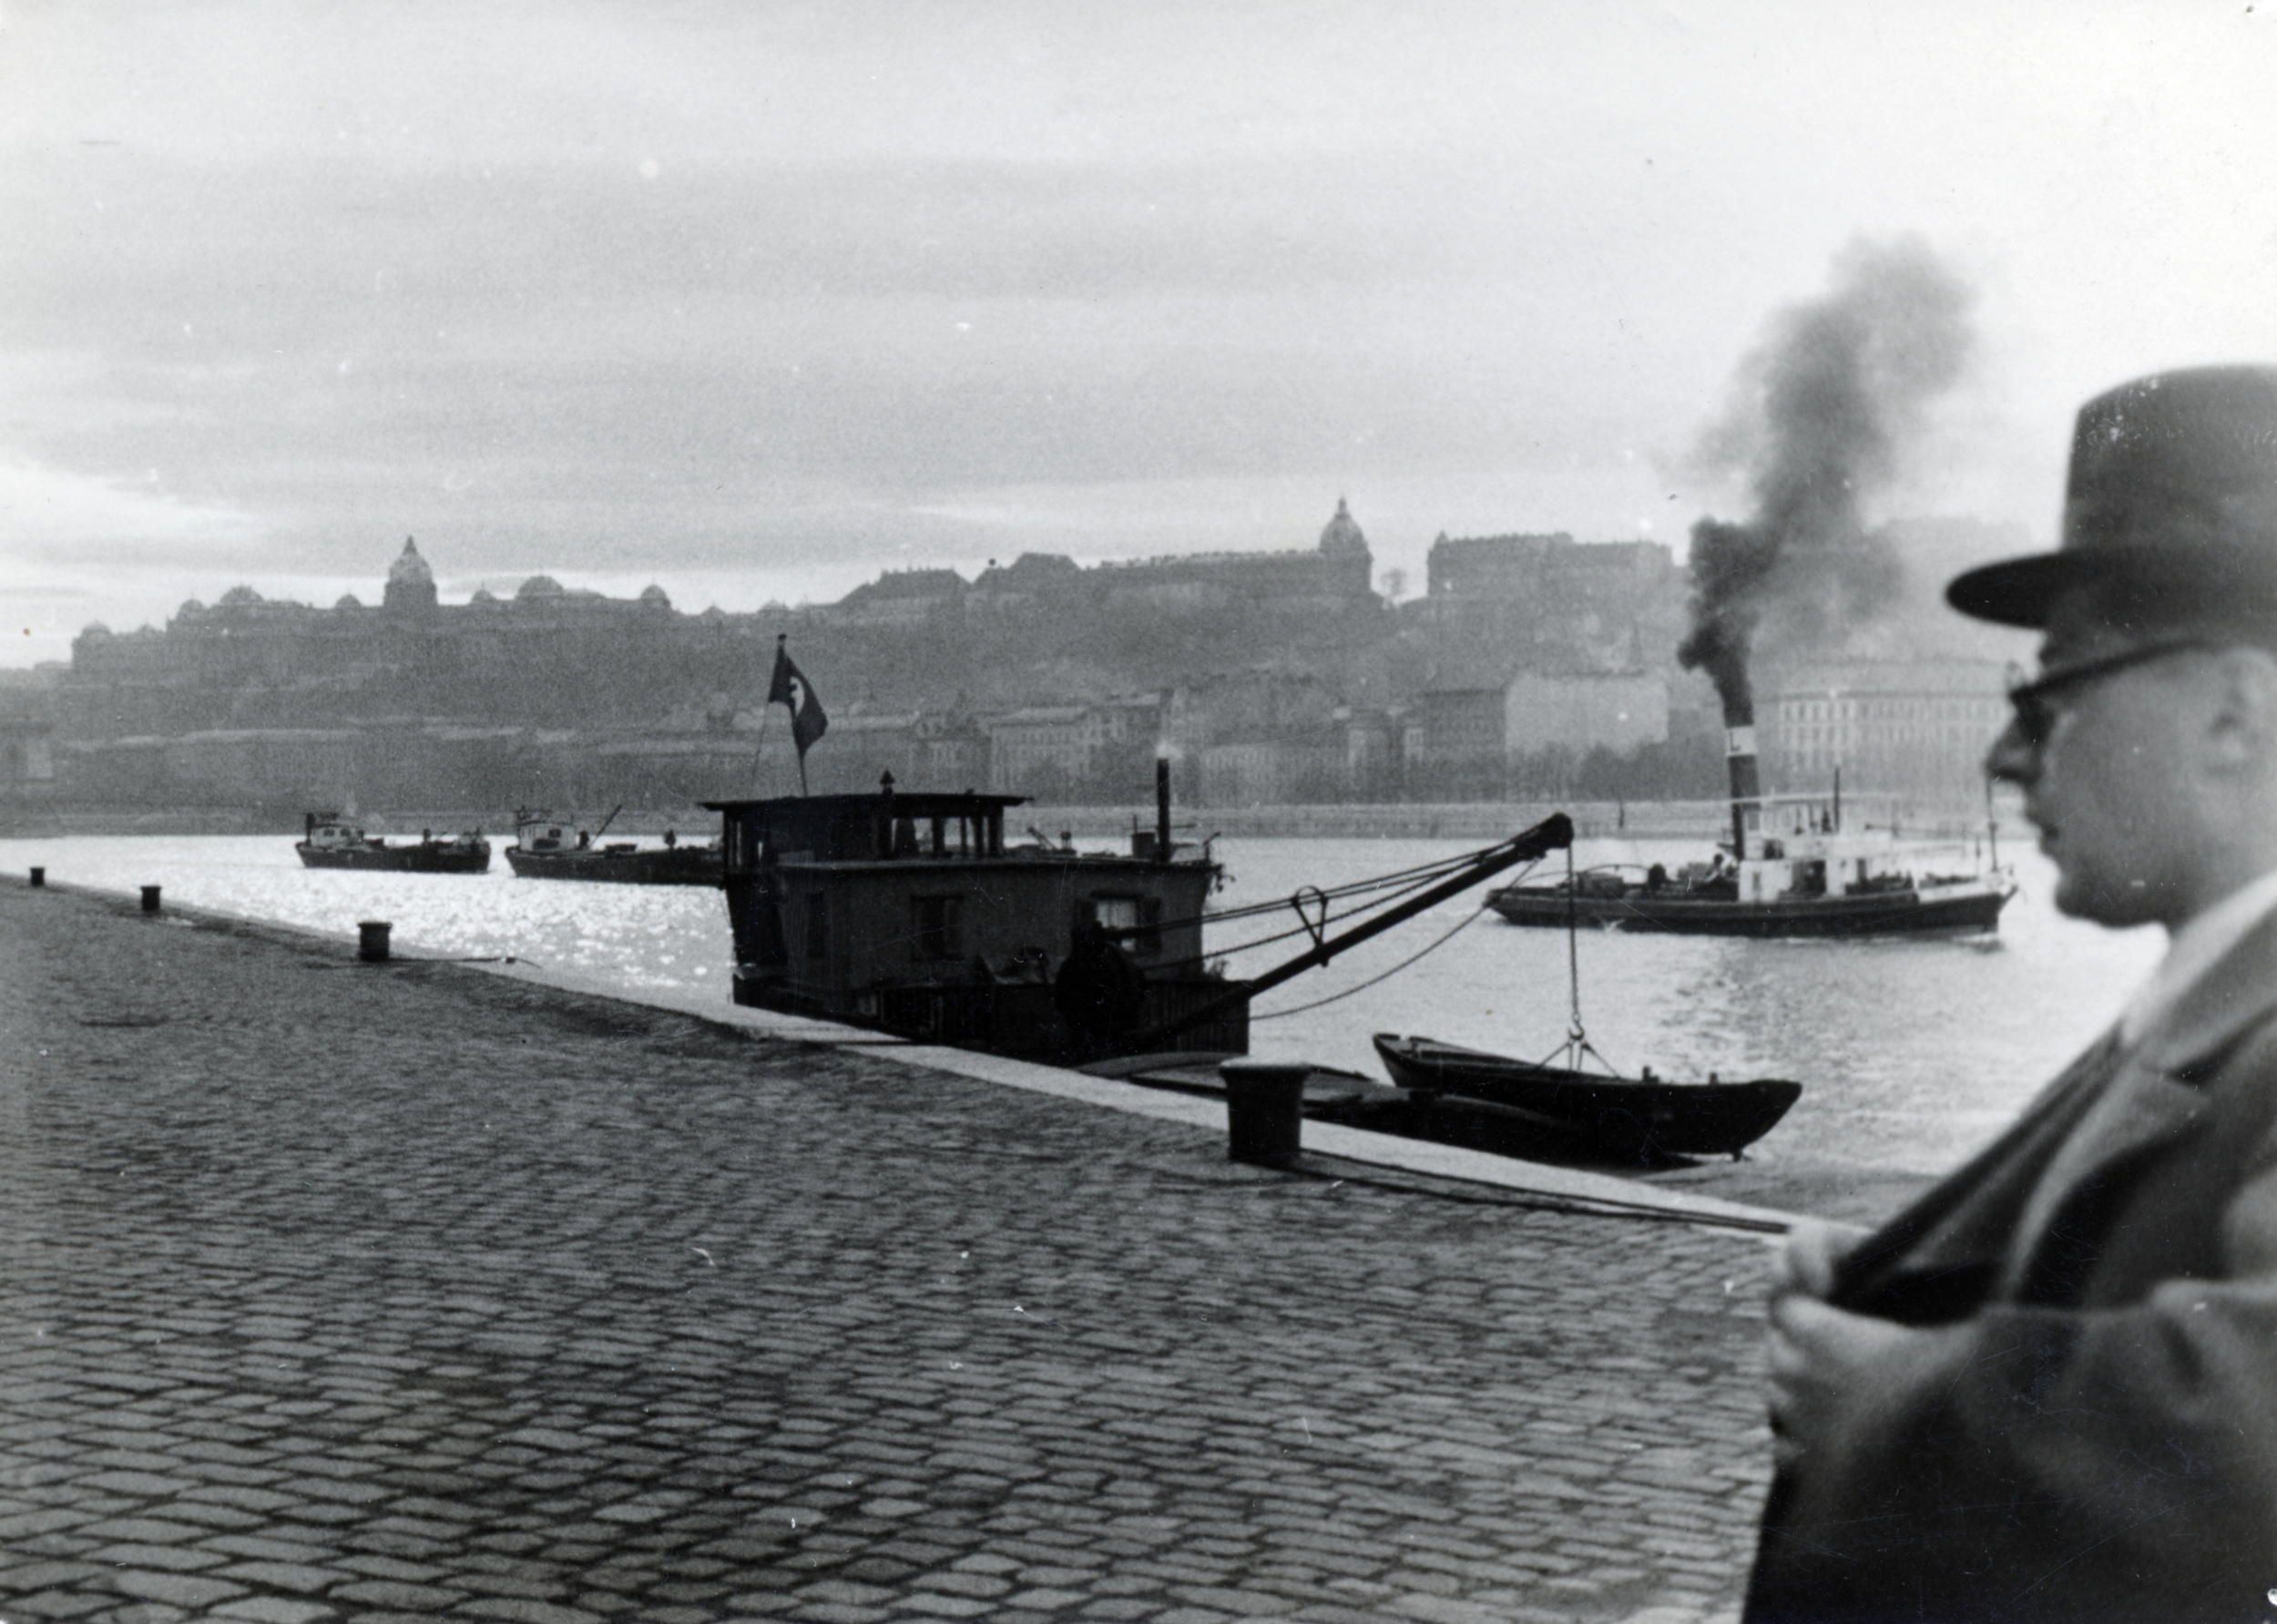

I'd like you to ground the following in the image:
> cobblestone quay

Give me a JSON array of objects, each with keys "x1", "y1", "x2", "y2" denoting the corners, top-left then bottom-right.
[{"x1": 0, "y1": 880, "x2": 1777, "y2": 1624}]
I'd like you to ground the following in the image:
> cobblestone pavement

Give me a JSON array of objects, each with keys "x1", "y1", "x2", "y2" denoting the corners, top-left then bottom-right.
[{"x1": 0, "y1": 882, "x2": 1776, "y2": 1624}]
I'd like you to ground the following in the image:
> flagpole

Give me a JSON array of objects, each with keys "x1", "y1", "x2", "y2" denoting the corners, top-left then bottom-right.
[
  {"x1": 754, "y1": 636, "x2": 783, "y2": 796},
  {"x1": 768, "y1": 632, "x2": 829, "y2": 798}
]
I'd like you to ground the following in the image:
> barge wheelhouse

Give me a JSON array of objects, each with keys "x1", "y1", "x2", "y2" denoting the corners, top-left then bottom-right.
[{"x1": 704, "y1": 781, "x2": 1244, "y2": 1062}]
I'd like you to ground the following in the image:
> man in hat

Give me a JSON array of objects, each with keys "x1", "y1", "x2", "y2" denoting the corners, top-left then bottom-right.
[{"x1": 1746, "y1": 365, "x2": 2277, "y2": 1623}]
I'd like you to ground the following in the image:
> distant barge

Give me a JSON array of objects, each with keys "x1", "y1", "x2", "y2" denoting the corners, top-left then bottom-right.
[
  {"x1": 295, "y1": 813, "x2": 491, "y2": 874},
  {"x1": 505, "y1": 812, "x2": 722, "y2": 886}
]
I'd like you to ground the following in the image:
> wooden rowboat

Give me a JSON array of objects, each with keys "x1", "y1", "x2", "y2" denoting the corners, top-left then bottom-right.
[{"x1": 1371, "y1": 1033, "x2": 1801, "y2": 1162}]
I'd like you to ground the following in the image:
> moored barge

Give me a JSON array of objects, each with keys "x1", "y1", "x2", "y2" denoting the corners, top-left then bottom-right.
[{"x1": 705, "y1": 777, "x2": 1245, "y2": 1061}]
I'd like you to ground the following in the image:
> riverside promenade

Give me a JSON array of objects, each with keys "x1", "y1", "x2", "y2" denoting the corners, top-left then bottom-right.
[{"x1": 0, "y1": 879, "x2": 1783, "y2": 1624}]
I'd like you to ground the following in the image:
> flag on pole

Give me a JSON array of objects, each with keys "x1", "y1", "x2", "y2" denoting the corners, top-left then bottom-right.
[{"x1": 768, "y1": 636, "x2": 828, "y2": 790}]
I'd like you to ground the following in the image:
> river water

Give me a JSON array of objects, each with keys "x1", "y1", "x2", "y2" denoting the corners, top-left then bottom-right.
[{"x1": 1, "y1": 831, "x2": 2160, "y2": 1182}]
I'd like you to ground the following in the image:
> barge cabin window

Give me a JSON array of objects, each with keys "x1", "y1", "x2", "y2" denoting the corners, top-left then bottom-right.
[
  {"x1": 912, "y1": 895, "x2": 965, "y2": 961},
  {"x1": 1088, "y1": 894, "x2": 1163, "y2": 957},
  {"x1": 805, "y1": 894, "x2": 829, "y2": 960}
]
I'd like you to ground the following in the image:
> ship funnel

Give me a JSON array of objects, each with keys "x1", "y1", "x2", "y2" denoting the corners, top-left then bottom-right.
[
  {"x1": 1723, "y1": 706, "x2": 1761, "y2": 858},
  {"x1": 1155, "y1": 756, "x2": 1173, "y2": 863}
]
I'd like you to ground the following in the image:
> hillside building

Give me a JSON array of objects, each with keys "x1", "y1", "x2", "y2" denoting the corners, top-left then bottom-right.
[
  {"x1": 1764, "y1": 658, "x2": 2010, "y2": 809},
  {"x1": 1409, "y1": 530, "x2": 1684, "y2": 675}
]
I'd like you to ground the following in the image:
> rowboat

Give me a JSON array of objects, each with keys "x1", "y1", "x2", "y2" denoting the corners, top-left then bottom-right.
[{"x1": 1371, "y1": 1033, "x2": 1802, "y2": 1161}]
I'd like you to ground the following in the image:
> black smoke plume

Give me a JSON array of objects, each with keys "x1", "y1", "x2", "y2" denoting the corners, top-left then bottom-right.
[{"x1": 1678, "y1": 238, "x2": 1974, "y2": 721}]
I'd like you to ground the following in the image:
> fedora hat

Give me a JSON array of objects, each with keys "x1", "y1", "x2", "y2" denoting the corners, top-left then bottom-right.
[{"x1": 1946, "y1": 364, "x2": 2277, "y2": 631}]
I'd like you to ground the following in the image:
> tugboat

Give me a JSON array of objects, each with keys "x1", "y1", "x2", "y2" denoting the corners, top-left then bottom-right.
[
  {"x1": 1486, "y1": 800, "x2": 2011, "y2": 937},
  {"x1": 705, "y1": 764, "x2": 1574, "y2": 1066},
  {"x1": 1488, "y1": 734, "x2": 2013, "y2": 938},
  {"x1": 294, "y1": 812, "x2": 491, "y2": 873},
  {"x1": 505, "y1": 808, "x2": 722, "y2": 886}
]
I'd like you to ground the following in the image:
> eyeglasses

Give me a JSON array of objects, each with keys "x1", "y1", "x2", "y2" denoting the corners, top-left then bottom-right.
[{"x1": 2005, "y1": 638, "x2": 2218, "y2": 748}]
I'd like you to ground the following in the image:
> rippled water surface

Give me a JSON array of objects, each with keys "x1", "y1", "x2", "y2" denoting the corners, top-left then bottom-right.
[{"x1": 4, "y1": 830, "x2": 2161, "y2": 1175}]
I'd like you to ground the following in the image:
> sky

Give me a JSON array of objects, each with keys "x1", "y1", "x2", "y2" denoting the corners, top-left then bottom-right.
[{"x1": 2, "y1": 0, "x2": 2273, "y2": 666}]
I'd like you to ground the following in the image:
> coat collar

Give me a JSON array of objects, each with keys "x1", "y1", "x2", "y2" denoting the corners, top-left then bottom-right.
[{"x1": 2136, "y1": 904, "x2": 2277, "y2": 1082}]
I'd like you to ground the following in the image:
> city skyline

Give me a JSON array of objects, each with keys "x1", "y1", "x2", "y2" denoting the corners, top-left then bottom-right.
[{"x1": 5, "y1": 2, "x2": 2273, "y2": 666}]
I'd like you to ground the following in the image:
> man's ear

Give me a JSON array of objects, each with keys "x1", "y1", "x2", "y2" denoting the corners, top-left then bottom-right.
[{"x1": 2206, "y1": 647, "x2": 2277, "y2": 773}]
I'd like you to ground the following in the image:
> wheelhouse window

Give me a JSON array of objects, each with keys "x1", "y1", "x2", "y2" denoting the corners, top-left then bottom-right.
[
  {"x1": 1087, "y1": 894, "x2": 1163, "y2": 957},
  {"x1": 912, "y1": 894, "x2": 964, "y2": 961}
]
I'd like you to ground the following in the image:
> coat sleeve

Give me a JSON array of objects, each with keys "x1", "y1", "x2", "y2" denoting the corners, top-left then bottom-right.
[{"x1": 1755, "y1": 1029, "x2": 2277, "y2": 1623}]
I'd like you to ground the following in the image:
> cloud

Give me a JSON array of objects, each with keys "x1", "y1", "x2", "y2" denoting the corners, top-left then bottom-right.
[{"x1": 0, "y1": 456, "x2": 268, "y2": 563}]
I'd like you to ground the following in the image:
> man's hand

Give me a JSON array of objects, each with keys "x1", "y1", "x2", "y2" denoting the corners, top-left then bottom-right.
[
  {"x1": 1766, "y1": 1293, "x2": 1967, "y2": 1471},
  {"x1": 1773, "y1": 1216, "x2": 1869, "y2": 1302}
]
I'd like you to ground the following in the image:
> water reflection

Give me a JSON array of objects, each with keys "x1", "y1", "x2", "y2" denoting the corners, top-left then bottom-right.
[
  {"x1": 1217, "y1": 835, "x2": 2160, "y2": 1172},
  {"x1": 4, "y1": 829, "x2": 2161, "y2": 1175}
]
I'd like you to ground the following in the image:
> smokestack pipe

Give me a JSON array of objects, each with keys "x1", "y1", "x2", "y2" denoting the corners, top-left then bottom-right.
[
  {"x1": 1155, "y1": 757, "x2": 1172, "y2": 863},
  {"x1": 1724, "y1": 707, "x2": 1761, "y2": 859}
]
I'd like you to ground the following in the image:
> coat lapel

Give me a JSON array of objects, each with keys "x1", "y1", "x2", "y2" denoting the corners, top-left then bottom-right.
[
  {"x1": 1830, "y1": 1028, "x2": 2122, "y2": 1321},
  {"x1": 1833, "y1": 908, "x2": 2277, "y2": 1320},
  {"x1": 1995, "y1": 1050, "x2": 2210, "y2": 1297},
  {"x1": 2135, "y1": 904, "x2": 2277, "y2": 1084},
  {"x1": 2000, "y1": 908, "x2": 2277, "y2": 1296}
]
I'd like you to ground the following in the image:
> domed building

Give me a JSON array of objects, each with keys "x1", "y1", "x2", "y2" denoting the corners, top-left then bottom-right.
[
  {"x1": 383, "y1": 536, "x2": 438, "y2": 618},
  {"x1": 1316, "y1": 495, "x2": 1373, "y2": 597}
]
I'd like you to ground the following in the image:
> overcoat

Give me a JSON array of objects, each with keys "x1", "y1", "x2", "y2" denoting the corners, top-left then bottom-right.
[{"x1": 1745, "y1": 907, "x2": 2277, "y2": 1624}]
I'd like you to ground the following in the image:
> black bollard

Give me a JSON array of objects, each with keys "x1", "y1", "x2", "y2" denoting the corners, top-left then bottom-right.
[
  {"x1": 28, "y1": 867, "x2": 43, "y2": 887},
  {"x1": 357, "y1": 920, "x2": 393, "y2": 963},
  {"x1": 1220, "y1": 1061, "x2": 1309, "y2": 1167},
  {"x1": 140, "y1": 884, "x2": 161, "y2": 914}
]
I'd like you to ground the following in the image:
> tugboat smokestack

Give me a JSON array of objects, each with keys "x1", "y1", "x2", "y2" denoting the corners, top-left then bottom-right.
[
  {"x1": 1723, "y1": 703, "x2": 1761, "y2": 858},
  {"x1": 1155, "y1": 756, "x2": 1173, "y2": 863}
]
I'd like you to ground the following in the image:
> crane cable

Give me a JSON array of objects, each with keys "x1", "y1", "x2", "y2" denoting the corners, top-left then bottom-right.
[{"x1": 1246, "y1": 900, "x2": 1495, "y2": 1023}]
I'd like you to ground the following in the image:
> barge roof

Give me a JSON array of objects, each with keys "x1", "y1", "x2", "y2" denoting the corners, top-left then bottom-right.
[{"x1": 701, "y1": 791, "x2": 1027, "y2": 815}]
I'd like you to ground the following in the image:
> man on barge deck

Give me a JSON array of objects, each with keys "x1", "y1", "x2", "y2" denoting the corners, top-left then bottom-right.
[{"x1": 1746, "y1": 365, "x2": 2277, "y2": 1623}]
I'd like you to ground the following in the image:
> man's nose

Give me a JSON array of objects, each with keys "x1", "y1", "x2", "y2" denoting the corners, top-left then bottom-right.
[{"x1": 1985, "y1": 716, "x2": 2037, "y2": 786}]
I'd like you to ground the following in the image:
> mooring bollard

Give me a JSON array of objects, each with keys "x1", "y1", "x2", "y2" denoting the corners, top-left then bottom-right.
[
  {"x1": 358, "y1": 920, "x2": 393, "y2": 963},
  {"x1": 140, "y1": 884, "x2": 162, "y2": 914},
  {"x1": 1220, "y1": 1060, "x2": 1310, "y2": 1167},
  {"x1": 28, "y1": 866, "x2": 44, "y2": 887}
]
